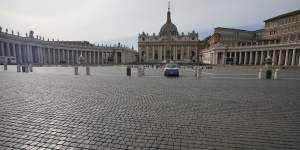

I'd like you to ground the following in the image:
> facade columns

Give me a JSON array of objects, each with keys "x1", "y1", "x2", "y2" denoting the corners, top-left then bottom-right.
[
  {"x1": 67, "y1": 50, "x2": 70, "y2": 65},
  {"x1": 0, "y1": 41, "x2": 4, "y2": 56},
  {"x1": 145, "y1": 47, "x2": 149, "y2": 62},
  {"x1": 278, "y1": 50, "x2": 282, "y2": 66},
  {"x1": 254, "y1": 51, "x2": 258, "y2": 65},
  {"x1": 12, "y1": 43, "x2": 16, "y2": 57},
  {"x1": 158, "y1": 46, "x2": 162, "y2": 61},
  {"x1": 93, "y1": 51, "x2": 96, "y2": 64},
  {"x1": 249, "y1": 51, "x2": 253, "y2": 65},
  {"x1": 181, "y1": 46, "x2": 184, "y2": 60},
  {"x1": 291, "y1": 49, "x2": 296, "y2": 66},
  {"x1": 6, "y1": 42, "x2": 11, "y2": 56},
  {"x1": 244, "y1": 51, "x2": 248, "y2": 64},
  {"x1": 272, "y1": 50, "x2": 276, "y2": 66},
  {"x1": 298, "y1": 50, "x2": 300, "y2": 66},
  {"x1": 234, "y1": 52, "x2": 237, "y2": 64},
  {"x1": 28, "y1": 45, "x2": 33, "y2": 63},
  {"x1": 53, "y1": 48, "x2": 56, "y2": 65},
  {"x1": 187, "y1": 47, "x2": 190, "y2": 60},
  {"x1": 37, "y1": 46, "x2": 41, "y2": 64},
  {"x1": 173, "y1": 46, "x2": 176, "y2": 60},
  {"x1": 163, "y1": 47, "x2": 166, "y2": 61},
  {"x1": 260, "y1": 51, "x2": 264, "y2": 65},
  {"x1": 285, "y1": 49, "x2": 289, "y2": 66},
  {"x1": 239, "y1": 52, "x2": 242, "y2": 64},
  {"x1": 89, "y1": 51, "x2": 92, "y2": 64},
  {"x1": 152, "y1": 46, "x2": 155, "y2": 61}
]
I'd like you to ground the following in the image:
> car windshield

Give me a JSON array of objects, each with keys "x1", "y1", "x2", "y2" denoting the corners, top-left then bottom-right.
[{"x1": 166, "y1": 64, "x2": 177, "y2": 68}]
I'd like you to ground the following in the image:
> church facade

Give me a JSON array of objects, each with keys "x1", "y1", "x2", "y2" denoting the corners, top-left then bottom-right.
[
  {"x1": 202, "y1": 9, "x2": 300, "y2": 66},
  {"x1": 138, "y1": 5, "x2": 203, "y2": 63}
]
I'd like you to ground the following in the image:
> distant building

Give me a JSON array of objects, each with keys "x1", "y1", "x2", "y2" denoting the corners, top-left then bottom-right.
[
  {"x1": 0, "y1": 29, "x2": 137, "y2": 65},
  {"x1": 138, "y1": 3, "x2": 203, "y2": 63},
  {"x1": 202, "y1": 9, "x2": 300, "y2": 66}
]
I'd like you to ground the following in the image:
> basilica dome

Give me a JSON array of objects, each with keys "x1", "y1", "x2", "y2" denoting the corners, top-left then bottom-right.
[{"x1": 159, "y1": 8, "x2": 179, "y2": 36}]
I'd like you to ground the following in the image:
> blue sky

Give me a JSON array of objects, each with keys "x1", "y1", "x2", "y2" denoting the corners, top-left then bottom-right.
[{"x1": 1, "y1": 0, "x2": 299, "y2": 49}]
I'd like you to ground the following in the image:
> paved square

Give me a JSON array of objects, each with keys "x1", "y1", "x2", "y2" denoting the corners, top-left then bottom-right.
[{"x1": 0, "y1": 66, "x2": 300, "y2": 149}]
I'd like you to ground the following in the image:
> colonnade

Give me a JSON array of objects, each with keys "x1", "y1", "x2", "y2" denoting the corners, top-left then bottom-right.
[
  {"x1": 0, "y1": 38, "x2": 135, "y2": 65},
  {"x1": 214, "y1": 48, "x2": 300, "y2": 66},
  {"x1": 140, "y1": 45, "x2": 199, "y2": 63}
]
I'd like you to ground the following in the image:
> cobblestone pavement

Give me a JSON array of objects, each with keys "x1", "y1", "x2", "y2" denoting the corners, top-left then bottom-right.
[{"x1": 1, "y1": 66, "x2": 300, "y2": 149}]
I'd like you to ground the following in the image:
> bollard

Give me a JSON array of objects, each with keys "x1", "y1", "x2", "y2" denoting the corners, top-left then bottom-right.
[
  {"x1": 4, "y1": 64, "x2": 7, "y2": 70},
  {"x1": 258, "y1": 68, "x2": 263, "y2": 79},
  {"x1": 141, "y1": 66, "x2": 145, "y2": 76},
  {"x1": 25, "y1": 64, "x2": 29, "y2": 73},
  {"x1": 126, "y1": 66, "x2": 131, "y2": 76},
  {"x1": 29, "y1": 64, "x2": 33, "y2": 72},
  {"x1": 22, "y1": 65, "x2": 25, "y2": 72},
  {"x1": 194, "y1": 66, "x2": 198, "y2": 77},
  {"x1": 74, "y1": 66, "x2": 79, "y2": 75},
  {"x1": 17, "y1": 64, "x2": 21, "y2": 72},
  {"x1": 86, "y1": 66, "x2": 90, "y2": 75},
  {"x1": 137, "y1": 66, "x2": 141, "y2": 77},
  {"x1": 197, "y1": 67, "x2": 202, "y2": 79},
  {"x1": 274, "y1": 69, "x2": 279, "y2": 80},
  {"x1": 138, "y1": 66, "x2": 144, "y2": 77}
]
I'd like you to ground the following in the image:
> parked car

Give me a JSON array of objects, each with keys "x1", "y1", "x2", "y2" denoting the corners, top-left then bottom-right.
[{"x1": 164, "y1": 63, "x2": 179, "y2": 77}]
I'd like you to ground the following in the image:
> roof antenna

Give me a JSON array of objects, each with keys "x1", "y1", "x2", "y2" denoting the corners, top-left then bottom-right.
[{"x1": 168, "y1": 0, "x2": 170, "y2": 11}]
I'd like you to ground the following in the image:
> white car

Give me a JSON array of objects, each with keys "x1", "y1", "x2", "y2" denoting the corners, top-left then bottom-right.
[{"x1": 164, "y1": 64, "x2": 179, "y2": 77}]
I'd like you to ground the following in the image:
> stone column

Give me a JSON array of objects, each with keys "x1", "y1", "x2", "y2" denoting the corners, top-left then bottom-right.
[
  {"x1": 215, "y1": 52, "x2": 218, "y2": 64},
  {"x1": 53, "y1": 48, "x2": 56, "y2": 65},
  {"x1": 97, "y1": 52, "x2": 100, "y2": 64},
  {"x1": 173, "y1": 46, "x2": 176, "y2": 60},
  {"x1": 272, "y1": 50, "x2": 276, "y2": 66},
  {"x1": 267, "y1": 51, "x2": 270, "y2": 57},
  {"x1": 0, "y1": 41, "x2": 4, "y2": 56},
  {"x1": 28, "y1": 45, "x2": 33, "y2": 63},
  {"x1": 284, "y1": 49, "x2": 289, "y2": 66},
  {"x1": 12, "y1": 43, "x2": 16, "y2": 57},
  {"x1": 244, "y1": 51, "x2": 248, "y2": 64},
  {"x1": 17, "y1": 44, "x2": 22, "y2": 64},
  {"x1": 234, "y1": 52, "x2": 237, "y2": 64},
  {"x1": 164, "y1": 47, "x2": 166, "y2": 61},
  {"x1": 48, "y1": 48, "x2": 51, "y2": 64},
  {"x1": 260, "y1": 51, "x2": 264, "y2": 65},
  {"x1": 187, "y1": 46, "x2": 190, "y2": 60},
  {"x1": 181, "y1": 46, "x2": 184, "y2": 60},
  {"x1": 298, "y1": 50, "x2": 300, "y2": 66},
  {"x1": 89, "y1": 51, "x2": 92, "y2": 64},
  {"x1": 101, "y1": 52, "x2": 105, "y2": 64},
  {"x1": 152, "y1": 46, "x2": 155, "y2": 61},
  {"x1": 291, "y1": 49, "x2": 296, "y2": 66},
  {"x1": 58, "y1": 49, "x2": 61, "y2": 64},
  {"x1": 254, "y1": 51, "x2": 258, "y2": 65},
  {"x1": 239, "y1": 52, "x2": 242, "y2": 65},
  {"x1": 42, "y1": 47, "x2": 45, "y2": 64},
  {"x1": 278, "y1": 50, "x2": 282, "y2": 66},
  {"x1": 93, "y1": 51, "x2": 96, "y2": 64},
  {"x1": 249, "y1": 51, "x2": 253, "y2": 65},
  {"x1": 145, "y1": 46, "x2": 149, "y2": 62},
  {"x1": 75, "y1": 50, "x2": 79, "y2": 64},
  {"x1": 66, "y1": 50, "x2": 69, "y2": 65},
  {"x1": 6, "y1": 42, "x2": 11, "y2": 56},
  {"x1": 157, "y1": 46, "x2": 161, "y2": 61},
  {"x1": 37, "y1": 46, "x2": 41, "y2": 64}
]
